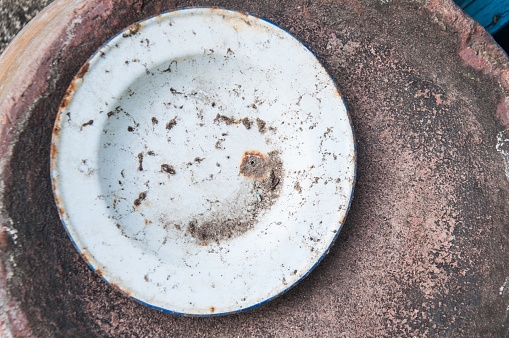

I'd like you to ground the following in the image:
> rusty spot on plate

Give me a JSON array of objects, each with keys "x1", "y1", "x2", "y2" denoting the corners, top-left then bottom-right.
[
  {"x1": 80, "y1": 120, "x2": 94, "y2": 130},
  {"x1": 240, "y1": 151, "x2": 267, "y2": 178},
  {"x1": 53, "y1": 125, "x2": 60, "y2": 138},
  {"x1": 54, "y1": 111, "x2": 61, "y2": 123},
  {"x1": 59, "y1": 90, "x2": 72, "y2": 110},
  {"x1": 76, "y1": 61, "x2": 90, "y2": 79},
  {"x1": 161, "y1": 164, "x2": 175, "y2": 175},
  {"x1": 95, "y1": 268, "x2": 103, "y2": 277},
  {"x1": 54, "y1": 191, "x2": 63, "y2": 208},
  {"x1": 58, "y1": 206, "x2": 65, "y2": 217},
  {"x1": 210, "y1": 306, "x2": 215, "y2": 313},
  {"x1": 122, "y1": 22, "x2": 141, "y2": 38},
  {"x1": 166, "y1": 118, "x2": 177, "y2": 130},
  {"x1": 241, "y1": 117, "x2": 252, "y2": 129},
  {"x1": 81, "y1": 252, "x2": 93, "y2": 264},
  {"x1": 137, "y1": 152, "x2": 143, "y2": 171},
  {"x1": 110, "y1": 281, "x2": 131, "y2": 296},
  {"x1": 50, "y1": 143, "x2": 57, "y2": 161},
  {"x1": 133, "y1": 191, "x2": 147, "y2": 207},
  {"x1": 256, "y1": 118, "x2": 266, "y2": 133}
]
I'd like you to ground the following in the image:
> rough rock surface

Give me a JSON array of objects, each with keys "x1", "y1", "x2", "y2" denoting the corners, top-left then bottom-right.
[
  {"x1": 1, "y1": 0, "x2": 509, "y2": 336},
  {"x1": 0, "y1": 0, "x2": 54, "y2": 54}
]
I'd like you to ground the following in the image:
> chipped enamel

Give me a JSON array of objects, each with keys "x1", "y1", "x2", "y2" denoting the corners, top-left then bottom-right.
[{"x1": 51, "y1": 8, "x2": 356, "y2": 315}]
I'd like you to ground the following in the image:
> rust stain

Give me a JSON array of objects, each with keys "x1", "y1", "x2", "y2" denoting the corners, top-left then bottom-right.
[
  {"x1": 59, "y1": 78, "x2": 80, "y2": 110},
  {"x1": 122, "y1": 22, "x2": 141, "y2": 38},
  {"x1": 54, "y1": 192, "x2": 63, "y2": 209},
  {"x1": 59, "y1": 90, "x2": 72, "y2": 110},
  {"x1": 333, "y1": 89, "x2": 341, "y2": 98},
  {"x1": 95, "y1": 268, "x2": 103, "y2": 277},
  {"x1": 339, "y1": 215, "x2": 345, "y2": 225},
  {"x1": 80, "y1": 120, "x2": 94, "y2": 130},
  {"x1": 199, "y1": 241, "x2": 209, "y2": 246},
  {"x1": 50, "y1": 143, "x2": 57, "y2": 162},
  {"x1": 75, "y1": 61, "x2": 89, "y2": 80},
  {"x1": 133, "y1": 191, "x2": 147, "y2": 207},
  {"x1": 239, "y1": 151, "x2": 267, "y2": 178},
  {"x1": 53, "y1": 125, "x2": 60, "y2": 137},
  {"x1": 209, "y1": 306, "x2": 215, "y2": 313},
  {"x1": 238, "y1": 11, "x2": 250, "y2": 19},
  {"x1": 81, "y1": 252, "x2": 92, "y2": 263},
  {"x1": 219, "y1": 10, "x2": 253, "y2": 32},
  {"x1": 161, "y1": 164, "x2": 175, "y2": 175},
  {"x1": 137, "y1": 152, "x2": 144, "y2": 171},
  {"x1": 110, "y1": 282, "x2": 132, "y2": 297}
]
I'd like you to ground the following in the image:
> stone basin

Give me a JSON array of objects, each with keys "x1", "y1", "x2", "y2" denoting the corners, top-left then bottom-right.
[{"x1": 0, "y1": 0, "x2": 509, "y2": 336}]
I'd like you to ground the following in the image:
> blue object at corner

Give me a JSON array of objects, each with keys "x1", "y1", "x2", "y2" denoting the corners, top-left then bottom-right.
[{"x1": 454, "y1": 0, "x2": 509, "y2": 34}]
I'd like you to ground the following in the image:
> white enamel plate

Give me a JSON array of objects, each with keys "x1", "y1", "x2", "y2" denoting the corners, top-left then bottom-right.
[{"x1": 51, "y1": 8, "x2": 356, "y2": 315}]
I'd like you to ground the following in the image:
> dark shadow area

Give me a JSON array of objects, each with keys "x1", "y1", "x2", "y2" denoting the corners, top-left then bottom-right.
[{"x1": 493, "y1": 22, "x2": 509, "y2": 55}]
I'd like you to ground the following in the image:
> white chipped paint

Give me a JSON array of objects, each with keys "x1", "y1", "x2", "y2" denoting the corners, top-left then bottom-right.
[
  {"x1": 501, "y1": 277, "x2": 509, "y2": 332},
  {"x1": 496, "y1": 128, "x2": 509, "y2": 182},
  {"x1": 51, "y1": 8, "x2": 356, "y2": 315},
  {"x1": 500, "y1": 276, "x2": 509, "y2": 295}
]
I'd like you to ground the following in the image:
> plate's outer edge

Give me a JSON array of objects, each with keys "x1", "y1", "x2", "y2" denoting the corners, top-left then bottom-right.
[{"x1": 50, "y1": 7, "x2": 356, "y2": 316}]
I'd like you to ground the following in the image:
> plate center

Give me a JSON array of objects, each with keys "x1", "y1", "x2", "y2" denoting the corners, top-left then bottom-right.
[{"x1": 96, "y1": 53, "x2": 284, "y2": 246}]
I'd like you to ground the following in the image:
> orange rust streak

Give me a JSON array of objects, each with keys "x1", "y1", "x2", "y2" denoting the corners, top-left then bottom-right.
[
  {"x1": 75, "y1": 61, "x2": 89, "y2": 79},
  {"x1": 54, "y1": 193, "x2": 63, "y2": 208},
  {"x1": 210, "y1": 306, "x2": 215, "y2": 313},
  {"x1": 110, "y1": 281, "x2": 132, "y2": 297},
  {"x1": 59, "y1": 79, "x2": 79, "y2": 110},
  {"x1": 53, "y1": 125, "x2": 60, "y2": 137},
  {"x1": 50, "y1": 143, "x2": 57, "y2": 161},
  {"x1": 242, "y1": 150, "x2": 265, "y2": 161},
  {"x1": 59, "y1": 97, "x2": 69, "y2": 110},
  {"x1": 81, "y1": 252, "x2": 92, "y2": 263},
  {"x1": 339, "y1": 215, "x2": 345, "y2": 225}
]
